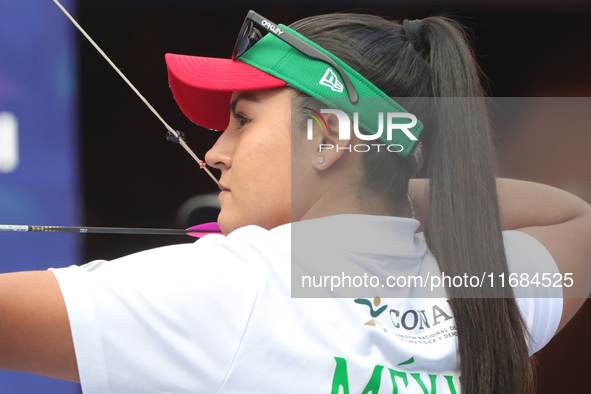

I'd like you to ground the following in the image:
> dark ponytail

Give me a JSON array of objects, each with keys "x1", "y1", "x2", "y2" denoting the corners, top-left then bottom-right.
[
  {"x1": 291, "y1": 13, "x2": 533, "y2": 394},
  {"x1": 421, "y1": 17, "x2": 534, "y2": 394}
]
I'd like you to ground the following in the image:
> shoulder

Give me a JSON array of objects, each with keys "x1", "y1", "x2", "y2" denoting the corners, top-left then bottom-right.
[
  {"x1": 48, "y1": 224, "x2": 292, "y2": 393},
  {"x1": 51, "y1": 223, "x2": 294, "y2": 328}
]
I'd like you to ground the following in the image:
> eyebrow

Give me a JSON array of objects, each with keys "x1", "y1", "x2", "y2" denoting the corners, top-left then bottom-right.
[{"x1": 230, "y1": 93, "x2": 260, "y2": 115}]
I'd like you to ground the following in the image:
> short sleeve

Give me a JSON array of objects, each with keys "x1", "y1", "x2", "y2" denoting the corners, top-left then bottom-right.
[
  {"x1": 50, "y1": 234, "x2": 261, "y2": 394},
  {"x1": 503, "y1": 230, "x2": 564, "y2": 355}
]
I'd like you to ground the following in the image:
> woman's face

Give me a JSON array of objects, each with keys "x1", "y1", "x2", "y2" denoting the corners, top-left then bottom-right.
[{"x1": 205, "y1": 87, "x2": 295, "y2": 234}]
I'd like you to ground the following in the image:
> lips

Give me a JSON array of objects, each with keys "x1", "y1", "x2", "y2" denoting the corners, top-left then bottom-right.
[{"x1": 218, "y1": 183, "x2": 230, "y2": 199}]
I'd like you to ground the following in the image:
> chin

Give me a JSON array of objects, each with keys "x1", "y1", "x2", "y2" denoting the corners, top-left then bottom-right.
[
  {"x1": 217, "y1": 216, "x2": 236, "y2": 235},
  {"x1": 217, "y1": 211, "x2": 249, "y2": 235}
]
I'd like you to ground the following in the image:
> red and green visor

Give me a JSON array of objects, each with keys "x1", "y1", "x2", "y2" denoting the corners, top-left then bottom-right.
[{"x1": 166, "y1": 14, "x2": 425, "y2": 174}]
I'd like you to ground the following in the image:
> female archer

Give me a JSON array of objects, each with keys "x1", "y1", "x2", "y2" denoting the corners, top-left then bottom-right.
[{"x1": 1, "y1": 10, "x2": 591, "y2": 394}]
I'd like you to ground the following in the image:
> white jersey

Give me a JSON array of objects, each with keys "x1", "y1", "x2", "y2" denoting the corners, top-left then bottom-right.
[{"x1": 50, "y1": 214, "x2": 562, "y2": 394}]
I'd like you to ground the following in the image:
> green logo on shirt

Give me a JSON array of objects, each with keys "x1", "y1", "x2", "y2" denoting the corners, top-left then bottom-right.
[{"x1": 354, "y1": 297, "x2": 388, "y2": 317}]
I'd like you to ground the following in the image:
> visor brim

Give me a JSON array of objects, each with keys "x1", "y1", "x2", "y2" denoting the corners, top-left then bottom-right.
[{"x1": 165, "y1": 53, "x2": 287, "y2": 131}]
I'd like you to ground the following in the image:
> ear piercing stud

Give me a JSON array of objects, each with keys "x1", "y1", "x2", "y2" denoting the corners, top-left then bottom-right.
[{"x1": 317, "y1": 157, "x2": 324, "y2": 164}]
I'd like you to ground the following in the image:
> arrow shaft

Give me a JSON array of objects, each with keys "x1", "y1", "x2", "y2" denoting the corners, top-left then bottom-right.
[{"x1": 0, "y1": 225, "x2": 190, "y2": 236}]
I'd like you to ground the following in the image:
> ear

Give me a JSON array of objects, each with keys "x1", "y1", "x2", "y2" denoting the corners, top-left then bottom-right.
[{"x1": 312, "y1": 112, "x2": 352, "y2": 171}]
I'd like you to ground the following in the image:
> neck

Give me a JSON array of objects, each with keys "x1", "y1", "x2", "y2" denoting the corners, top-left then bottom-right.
[{"x1": 296, "y1": 183, "x2": 402, "y2": 222}]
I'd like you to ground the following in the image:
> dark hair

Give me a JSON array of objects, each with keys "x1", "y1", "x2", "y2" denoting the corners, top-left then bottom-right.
[{"x1": 290, "y1": 13, "x2": 533, "y2": 394}]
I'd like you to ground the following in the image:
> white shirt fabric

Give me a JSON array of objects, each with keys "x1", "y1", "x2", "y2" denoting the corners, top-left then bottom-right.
[{"x1": 50, "y1": 214, "x2": 563, "y2": 394}]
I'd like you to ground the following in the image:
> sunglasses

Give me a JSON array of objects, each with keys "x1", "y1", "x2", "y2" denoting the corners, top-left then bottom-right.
[{"x1": 232, "y1": 10, "x2": 359, "y2": 104}]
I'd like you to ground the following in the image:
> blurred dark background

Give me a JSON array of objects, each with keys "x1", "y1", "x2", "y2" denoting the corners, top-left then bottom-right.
[{"x1": 76, "y1": 1, "x2": 591, "y2": 392}]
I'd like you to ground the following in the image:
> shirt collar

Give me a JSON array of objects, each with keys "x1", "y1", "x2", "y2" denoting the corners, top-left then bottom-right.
[{"x1": 290, "y1": 214, "x2": 426, "y2": 258}]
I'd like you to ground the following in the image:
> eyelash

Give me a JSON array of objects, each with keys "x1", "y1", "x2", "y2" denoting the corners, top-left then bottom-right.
[{"x1": 233, "y1": 113, "x2": 251, "y2": 128}]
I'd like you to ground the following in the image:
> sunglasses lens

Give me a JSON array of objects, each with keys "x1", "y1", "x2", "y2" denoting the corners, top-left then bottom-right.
[{"x1": 234, "y1": 24, "x2": 263, "y2": 59}]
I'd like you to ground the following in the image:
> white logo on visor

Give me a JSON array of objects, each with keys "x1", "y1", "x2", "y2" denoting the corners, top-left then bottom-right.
[{"x1": 319, "y1": 68, "x2": 344, "y2": 93}]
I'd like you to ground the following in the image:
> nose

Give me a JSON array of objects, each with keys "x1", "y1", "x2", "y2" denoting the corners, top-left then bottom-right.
[{"x1": 205, "y1": 129, "x2": 234, "y2": 171}]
